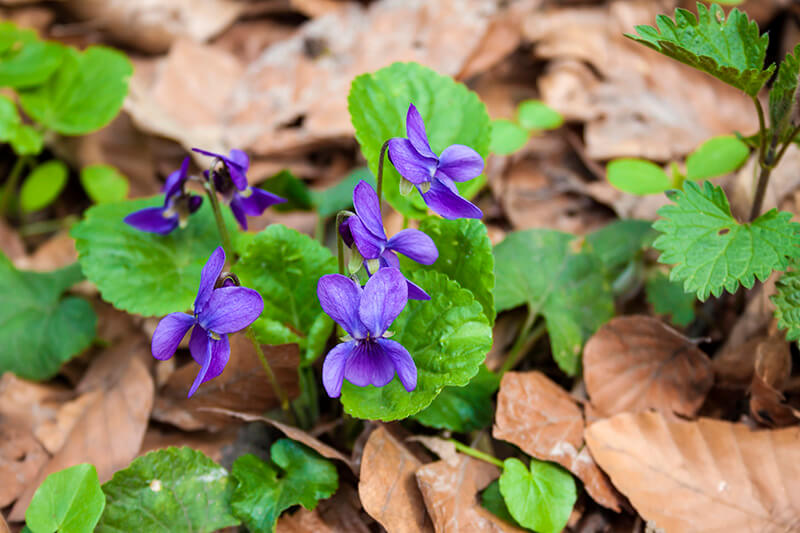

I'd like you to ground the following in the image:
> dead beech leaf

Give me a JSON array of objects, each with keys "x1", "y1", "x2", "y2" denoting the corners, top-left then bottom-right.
[
  {"x1": 359, "y1": 426, "x2": 433, "y2": 533},
  {"x1": 584, "y1": 316, "x2": 713, "y2": 418},
  {"x1": 33, "y1": 392, "x2": 97, "y2": 454},
  {"x1": 586, "y1": 412, "x2": 800, "y2": 532},
  {"x1": 276, "y1": 485, "x2": 370, "y2": 533},
  {"x1": 713, "y1": 336, "x2": 762, "y2": 388},
  {"x1": 277, "y1": 508, "x2": 336, "y2": 533},
  {"x1": 140, "y1": 425, "x2": 237, "y2": 464},
  {"x1": 0, "y1": 373, "x2": 71, "y2": 435},
  {"x1": 407, "y1": 436, "x2": 459, "y2": 467},
  {"x1": 0, "y1": 219, "x2": 24, "y2": 263},
  {"x1": 0, "y1": 512, "x2": 9, "y2": 533},
  {"x1": 750, "y1": 337, "x2": 799, "y2": 427},
  {"x1": 13, "y1": 232, "x2": 76, "y2": 272},
  {"x1": 492, "y1": 371, "x2": 622, "y2": 511},
  {"x1": 0, "y1": 425, "x2": 48, "y2": 508}
]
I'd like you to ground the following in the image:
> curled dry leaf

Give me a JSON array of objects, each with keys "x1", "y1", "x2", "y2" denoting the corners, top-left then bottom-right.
[
  {"x1": 277, "y1": 485, "x2": 370, "y2": 533},
  {"x1": 0, "y1": 219, "x2": 24, "y2": 263},
  {"x1": 407, "y1": 436, "x2": 460, "y2": 467},
  {"x1": 0, "y1": 512, "x2": 8, "y2": 533},
  {"x1": 359, "y1": 426, "x2": 433, "y2": 533},
  {"x1": 586, "y1": 412, "x2": 800, "y2": 532},
  {"x1": 492, "y1": 371, "x2": 622, "y2": 511},
  {"x1": 750, "y1": 337, "x2": 799, "y2": 427},
  {"x1": 583, "y1": 316, "x2": 713, "y2": 418},
  {"x1": 0, "y1": 425, "x2": 48, "y2": 508}
]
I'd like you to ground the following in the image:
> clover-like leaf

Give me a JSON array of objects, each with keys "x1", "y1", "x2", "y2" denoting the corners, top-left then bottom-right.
[
  {"x1": 498, "y1": 458, "x2": 576, "y2": 533},
  {"x1": 494, "y1": 230, "x2": 614, "y2": 375},
  {"x1": 20, "y1": 160, "x2": 68, "y2": 213},
  {"x1": 348, "y1": 62, "x2": 490, "y2": 219},
  {"x1": 686, "y1": 135, "x2": 749, "y2": 181},
  {"x1": 26, "y1": 464, "x2": 105, "y2": 533},
  {"x1": 646, "y1": 270, "x2": 697, "y2": 327},
  {"x1": 653, "y1": 180, "x2": 800, "y2": 301},
  {"x1": 230, "y1": 439, "x2": 338, "y2": 533},
  {"x1": 310, "y1": 167, "x2": 376, "y2": 219},
  {"x1": 772, "y1": 260, "x2": 800, "y2": 342},
  {"x1": 71, "y1": 197, "x2": 237, "y2": 317},
  {"x1": 0, "y1": 22, "x2": 64, "y2": 89},
  {"x1": 0, "y1": 255, "x2": 96, "y2": 381},
  {"x1": 80, "y1": 164, "x2": 129, "y2": 204},
  {"x1": 489, "y1": 119, "x2": 529, "y2": 155},
  {"x1": 516, "y1": 99, "x2": 563, "y2": 131},
  {"x1": 606, "y1": 158, "x2": 671, "y2": 195},
  {"x1": 97, "y1": 447, "x2": 239, "y2": 533},
  {"x1": 626, "y1": 3, "x2": 773, "y2": 96},
  {"x1": 769, "y1": 44, "x2": 800, "y2": 140},
  {"x1": 341, "y1": 270, "x2": 492, "y2": 421}
]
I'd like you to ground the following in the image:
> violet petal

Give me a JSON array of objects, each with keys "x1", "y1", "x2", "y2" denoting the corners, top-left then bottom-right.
[
  {"x1": 322, "y1": 341, "x2": 355, "y2": 398},
  {"x1": 229, "y1": 197, "x2": 249, "y2": 230},
  {"x1": 344, "y1": 342, "x2": 395, "y2": 388},
  {"x1": 194, "y1": 246, "x2": 226, "y2": 314},
  {"x1": 317, "y1": 274, "x2": 366, "y2": 339},
  {"x1": 124, "y1": 206, "x2": 178, "y2": 235},
  {"x1": 353, "y1": 180, "x2": 386, "y2": 240},
  {"x1": 339, "y1": 217, "x2": 354, "y2": 248},
  {"x1": 406, "y1": 280, "x2": 431, "y2": 301},
  {"x1": 187, "y1": 332, "x2": 212, "y2": 398},
  {"x1": 378, "y1": 338, "x2": 417, "y2": 391},
  {"x1": 358, "y1": 267, "x2": 407, "y2": 337},
  {"x1": 386, "y1": 229, "x2": 438, "y2": 265},
  {"x1": 163, "y1": 156, "x2": 190, "y2": 199},
  {"x1": 189, "y1": 326, "x2": 230, "y2": 385},
  {"x1": 405, "y1": 104, "x2": 437, "y2": 159},
  {"x1": 348, "y1": 216, "x2": 384, "y2": 259},
  {"x1": 237, "y1": 187, "x2": 286, "y2": 216},
  {"x1": 387, "y1": 138, "x2": 437, "y2": 185},
  {"x1": 201, "y1": 286, "x2": 264, "y2": 334},
  {"x1": 421, "y1": 178, "x2": 482, "y2": 220},
  {"x1": 437, "y1": 144, "x2": 484, "y2": 182},
  {"x1": 151, "y1": 312, "x2": 195, "y2": 360}
]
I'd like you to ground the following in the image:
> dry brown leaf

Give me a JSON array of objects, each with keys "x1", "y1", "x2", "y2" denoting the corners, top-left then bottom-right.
[
  {"x1": 0, "y1": 512, "x2": 9, "y2": 533},
  {"x1": 407, "y1": 436, "x2": 460, "y2": 467},
  {"x1": 0, "y1": 425, "x2": 48, "y2": 508},
  {"x1": 277, "y1": 508, "x2": 336, "y2": 533},
  {"x1": 416, "y1": 455, "x2": 525, "y2": 533},
  {"x1": 0, "y1": 219, "x2": 24, "y2": 262},
  {"x1": 277, "y1": 485, "x2": 370, "y2": 533},
  {"x1": 750, "y1": 337, "x2": 799, "y2": 427},
  {"x1": 732, "y1": 145, "x2": 800, "y2": 220},
  {"x1": 12, "y1": 232, "x2": 76, "y2": 272},
  {"x1": 290, "y1": 0, "x2": 346, "y2": 18},
  {"x1": 33, "y1": 392, "x2": 97, "y2": 454},
  {"x1": 492, "y1": 371, "x2": 622, "y2": 511},
  {"x1": 152, "y1": 338, "x2": 300, "y2": 431},
  {"x1": 140, "y1": 425, "x2": 238, "y2": 464},
  {"x1": 586, "y1": 411, "x2": 800, "y2": 532},
  {"x1": 359, "y1": 426, "x2": 433, "y2": 533},
  {"x1": 583, "y1": 316, "x2": 713, "y2": 418},
  {"x1": 712, "y1": 336, "x2": 761, "y2": 388},
  {"x1": 0, "y1": 373, "x2": 71, "y2": 435}
]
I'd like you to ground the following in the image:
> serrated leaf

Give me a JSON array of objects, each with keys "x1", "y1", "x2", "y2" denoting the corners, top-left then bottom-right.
[
  {"x1": 19, "y1": 160, "x2": 68, "y2": 212},
  {"x1": 489, "y1": 119, "x2": 529, "y2": 155},
  {"x1": 26, "y1": 464, "x2": 105, "y2": 533},
  {"x1": 626, "y1": 3, "x2": 773, "y2": 96},
  {"x1": 498, "y1": 458, "x2": 576, "y2": 533},
  {"x1": 230, "y1": 439, "x2": 338, "y2": 533},
  {"x1": 772, "y1": 261, "x2": 800, "y2": 341},
  {"x1": 0, "y1": 22, "x2": 64, "y2": 89},
  {"x1": 686, "y1": 135, "x2": 749, "y2": 181},
  {"x1": 494, "y1": 230, "x2": 614, "y2": 375},
  {"x1": 653, "y1": 180, "x2": 800, "y2": 301},
  {"x1": 646, "y1": 270, "x2": 697, "y2": 327},
  {"x1": 71, "y1": 197, "x2": 237, "y2": 317},
  {"x1": 310, "y1": 167, "x2": 376, "y2": 218},
  {"x1": 516, "y1": 99, "x2": 563, "y2": 131},
  {"x1": 19, "y1": 46, "x2": 132, "y2": 135},
  {"x1": 348, "y1": 62, "x2": 490, "y2": 219},
  {"x1": 0, "y1": 255, "x2": 96, "y2": 380},
  {"x1": 412, "y1": 364, "x2": 499, "y2": 432},
  {"x1": 769, "y1": 44, "x2": 800, "y2": 138},
  {"x1": 97, "y1": 447, "x2": 239, "y2": 533},
  {"x1": 260, "y1": 170, "x2": 312, "y2": 212},
  {"x1": 341, "y1": 270, "x2": 492, "y2": 421},
  {"x1": 606, "y1": 158, "x2": 671, "y2": 195},
  {"x1": 80, "y1": 164, "x2": 129, "y2": 204}
]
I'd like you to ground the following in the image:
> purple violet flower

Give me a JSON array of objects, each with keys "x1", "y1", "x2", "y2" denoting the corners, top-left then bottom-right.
[
  {"x1": 151, "y1": 247, "x2": 264, "y2": 397},
  {"x1": 387, "y1": 104, "x2": 484, "y2": 220},
  {"x1": 193, "y1": 147, "x2": 286, "y2": 230},
  {"x1": 317, "y1": 267, "x2": 416, "y2": 398},
  {"x1": 124, "y1": 157, "x2": 202, "y2": 235},
  {"x1": 339, "y1": 180, "x2": 437, "y2": 300}
]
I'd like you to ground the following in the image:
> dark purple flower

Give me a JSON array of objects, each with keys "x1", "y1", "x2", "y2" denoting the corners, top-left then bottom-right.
[
  {"x1": 192, "y1": 148, "x2": 250, "y2": 190},
  {"x1": 387, "y1": 104, "x2": 484, "y2": 220},
  {"x1": 317, "y1": 268, "x2": 416, "y2": 398},
  {"x1": 151, "y1": 247, "x2": 264, "y2": 397}
]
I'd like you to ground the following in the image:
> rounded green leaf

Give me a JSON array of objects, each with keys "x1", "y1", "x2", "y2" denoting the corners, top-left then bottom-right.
[
  {"x1": 489, "y1": 119, "x2": 529, "y2": 155},
  {"x1": 348, "y1": 62, "x2": 490, "y2": 219},
  {"x1": 686, "y1": 135, "x2": 749, "y2": 181},
  {"x1": 646, "y1": 270, "x2": 696, "y2": 327},
  {"x1": 341, "y1": 270, "x2": 492, "y2": 421},
  {"x1": 516, "y1": 99, "x2": 563, "y2": 131},
  {"x1": 499, "y1": 458, "x2": 576, "y2": 533},
  {"x1": 26, "y1": 464, "x2": 105, "y2": 533},
  {"x1": 261, "y1": 170, "x2": 312, "y2": 212},
  {"x1": 71, "y1": 197, "x2": 237, "y2": 316},
  {"x1": 0, "y1": 93, "x2": 20, "y2": 141},
  {"x1": 311, "y1": 167, "x2": 376, "y2": 218},
  {"x1": 0, "y1": 22, "x2": 64, "y2": 89},
  {"x1": 80, "y1": 164, "x2": 129, "y2": 204},
  {"x1": 606, "y1": 158, "x2": 671, "y2": 195},
  {"x1": 97, "y1": 447, "x2": 239, "y2": 533},
  {"x1": 20, "y1": 160, "x2": 68, "y2": 212},
  {"x1": 10, "y1": 124, "x2": 44, "y2": 155}
]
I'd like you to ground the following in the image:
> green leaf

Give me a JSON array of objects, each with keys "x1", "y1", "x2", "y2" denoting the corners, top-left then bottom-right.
[
  {"x1": 71, "y1": 197, "x2": 237, "y2": 317},
  {"x1": 310, "y1": 167, "x2": 376, "y2": 218},
  {"x1": 772, "y1": 260, "x2": 800, "y2": 341},
  {"x1": 769, "y1": 44, "x2": 800, "y2": 138},
  {"x1": 341, "y1": 270, "x2": 492, "y2": 420},
  {"x1": 653, "y1": 180, "x2": 800, "y2": 300},
  {"x1": 481, "y1": 480, "x2": 526, "y2": 530},
  {"x1": 516, "y1": 100, "x2": 563, "y2": 131},
  {"x1": 585, "y1": 219, "x2": 656, "y2": 276},
  {"x1": 0, "y1": 22, "x2": 64, "y2": 89},
  {"x1": 626, "y1": 3, "x2": 773, "y2": 97},
  {"x1": 646, "y1": 270, "x2": 696, "y2": 327},
  {"x1": 412, "y1": 364, "x2": 499, "y2": 432},
  {"x1": 26, "y1": 464, "x2": 105, "y2": 533},
  {"x1": 19, "y1": 46, "x2": 132, "y2": 135},
  {"x1": 498, "y1": 458, "x2": 576, "y2": 533},
  {"x1": 348, "y1": 62, "x2": 490, "y2": 219},
  {"x1": 489, "y1": 119, "x2": 529, "y2": 155},
  {"x1": 0, "y1": 93, "x2": 20, "y2": 140},
  {"x1": 230, "y1": 439, "x2": 338, "y2": 533},
  {"x1": 10, "y1": 124, "x2": 44, "y2": 155},
  {"x1": 401, "y1": 217, "x2": 495, "y2": 324},
  {"x1": 260, "y1": 170, "x2": 313, "y2": 212},
  {"x1": 20, "y1": 160, "x2": 68, "y2": 212},
  {"x1": 98, "y1": 447, "x2": 239, "y2": 533},
  {"x1": 0, "y1": 256, "x2": 96, "y2": 380},
  {"x1": 494, "y1": 230, "x2": 614, "y2": 375},
  {"x1": 686, "y1": 135, "x2": 749, "y2": 180},
  {"x1": 80, "y1": 164, "x2": 129, "y2": 204},
  {"x1": 606, "y1": 158, "x2": 671, "y2": 195}
]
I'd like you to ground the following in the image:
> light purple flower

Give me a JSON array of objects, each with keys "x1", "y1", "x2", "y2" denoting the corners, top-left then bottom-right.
[
  {"x1": 317, "y1": 268, "x2": 416, "y2": 398},
  {"x1": 151, "y1": 247, "x2": 264, "y2": 397},
  {"x1": 387, "y1": 104, "x2": 484, "y2": 220}
]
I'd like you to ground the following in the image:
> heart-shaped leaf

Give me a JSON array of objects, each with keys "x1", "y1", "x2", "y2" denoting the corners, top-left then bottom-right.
[{"x1": 26, "y1": 464, "x2": 104, "y2": 533}]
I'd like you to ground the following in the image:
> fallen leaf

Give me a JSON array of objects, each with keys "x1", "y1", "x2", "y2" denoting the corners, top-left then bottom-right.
[
  {"x1": 492, "y1": 371, "x2": 622, "y2": 511},
  {"x1": 139, "y1": 425, "x2": 238, "y2": 464},
  {"x1": 13, "y1": 232, "x2": 76, "y2": 272},
  {"x1": 712, "y1": 336, "x2": 762, "y2": 388},
  {"x1": 407, "y1": 436, "x2": 460, "y2": 467},
  {"x1": 0, "y1": 512, "x2": 9, "y2": 533},
  {"x1": 0, "y1": 219, "x2": 24, "y2": 263},
  {"x1": 359, "y1": 426, "x2": 433, "y2": 533},
  {"x1": 583, "y1": 316, "x2": 713, "y2": 418},
  {"x1": 33, "y1": 392, "x2": 97, "y2": 454},
  {"x1": 586, "y1": 412, "x2": 800, "y2": 532},
  {"x1": 0, "y1": 425, "x2": 48, "y2": 508},
  {"x1": 277, "y1": 484, "x2": 370, "y2": 533},
  {"x1": 277, "y1": 508, "x2": 336, "y2": 533},
  {"x1": 0, "y1": 373, "x2": 71, "y2": 435},
  {"x1": 750, "y1": 336, "x2": 799, "y2": 427}
]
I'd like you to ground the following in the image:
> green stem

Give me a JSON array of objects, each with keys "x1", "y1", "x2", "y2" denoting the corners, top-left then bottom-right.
[
  {"x1": 773, "y1": 124, "x2": 800, "y2": 167},
  {"x1": 449, "y1": 439, "x2": 504, "y2": 468},
  {"x1": 204, "y1": 163, "x2": 234, "y2": 259},
  {"x1": 18, "y1": 215, "x2": 78, "y2": 237},
  {"x1": 246, "y1": 327, "x2": 293, "y2": 422},
  {"x1": 0, "y1": 156, "x2": 31, "y2": 216},
  {"x1": 335, "y1": 211, "x2": 349, "y2": 275},
  {"x1": 752, "y1": 96, "x2": 768, "y2": 166},
  {"x1": 376, "y1": 139, "x2": 390, "y2": 206},
  {"x1": 402, "y1": 216, "x2": 409, "y2": 229},
  {"x1": 314, "y1": 214, "x2": 325, "y2": 243},
  {"x1": 499, "y1": 310, "x2": 547, "y2": 376}
]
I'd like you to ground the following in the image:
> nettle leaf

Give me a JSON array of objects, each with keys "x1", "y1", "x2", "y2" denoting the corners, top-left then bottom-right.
[
  {"x1": 71, "y1": 197, "x2": 236, "y2": 317},
  {"x1": 653, "y1": 181, "x2": 800, "y2": 301},
  {"x1": 769, "y1": 44, "x2": 800, "y2": 138},
  {"x1": 20, "y1": 160, "x2": 68, "y2": 212},
  {"x1": 401, "y1": 217, "x2": 495, "y2": 325},
  {"x1": 341, "y1": 270, "x2": 492, "y2": 421},
  {"x1": 0, "y1": 22, "x2": 64, "y2": 89},
  {"x1": 686, "y1": 135, "x2": 749, "y2": 181},
  {"x1": 772, "y1": 261, "x2": 800, "y2": 341},
  {"x1": 516, "y1": 100, "x2": 563, "y2": 131},
  {"x1": 494, "y1": 230, "x2": 614, "y2": 375},
  {"x1": 26, "y1": 464, "x2": 105, "y2": 533},
  {"x1": 412, "y1": 364, "x2": 499, "y2": 432},
  {"x1": 19, "y1": 46, "x2": 132, "y2": 135},
  {"x1": 261, "y1": 170, "x2": 312, "y2": 212},
  {"x1": 80, "y1": 164, "x2": 129, "y2": 204},
  {"x1": 498, "y1": 458, "x2": 576, "y2": 533},
  {"x1": 606, "y1": 158, "x2": 671, "y2": 195},
  {"x1": 646, "y1": 270, "x2": 696, "y2": 327},
  {"x1": 311, "y1": 167, "x2": 376, "y2": 219},
  {"x1": 98, "y1": 447, "x2": 239, "y2": 533},
  {"x1": 349, "y1": 62, "x2": 490, "y2": 219},
  {"x1": 230, "y1": 439, "x2": 338, "y2": 533},
  {"x1": 489, "y1": 119, "x2": 529, "y2": 155},
  {"x1": 626, "y1": 3, "x2": 773, "y2": 96},
  {"x1": 0, "y1": 256, "x2": 96, "y2": 381},
  {"x1": 236, "y1": 224, "x2": 336, "y2": 364}
]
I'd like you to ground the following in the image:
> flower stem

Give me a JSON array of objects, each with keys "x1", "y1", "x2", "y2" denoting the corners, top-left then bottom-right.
[
  {"x1": 376, "y1": 139, "x2": 391, "y2": 205},
  {"x1": 204, "y1": 162, "x2": 234, "y2": 259},
  {"x1": 335, "y1": 211, "x2": 349, "y2": 274},
  {"x1": 448, "y1": 439, "x2": 504, "y2": 468},
  {"x1": 246, "y1": 326, "x2": 293, "y2": 422},
  {"x1": 499, "y1": 309, "x2": 547, "y2": 376},
  {"x1": 0, "y1": 156, "x2": 31, "y2": 217}
]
